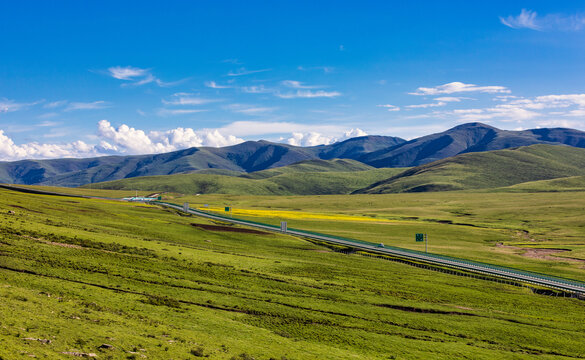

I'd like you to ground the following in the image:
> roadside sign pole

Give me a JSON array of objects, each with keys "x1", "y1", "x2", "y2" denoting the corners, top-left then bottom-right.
[{"x1": 415, "y1": 233, "x2": 428, "y2": 252}]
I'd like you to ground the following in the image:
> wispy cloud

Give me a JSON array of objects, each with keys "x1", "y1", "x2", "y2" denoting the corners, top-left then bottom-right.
[
  {"x1": 225, "y1": 104, "x2": 276, "y2": 115},
  {"x1": 405, "y1": 97, "x2": 470, "y2": 109},
  {"x1": 410, "y1": 82, "x2": 510, "y2": 95},
  {"x1": 434, "y1": 97, "x2": 468, "y2": 102},
  {"x1": 108, "y1": 66, "x2": 149, "y2": 80},
  {"x1": 157, "y1": 108, "x2": 208, "y2": 116},
  {"x1": 281, "y1": 80, "x2": 321, "y2": 89},
  {"x1": 297, "y1": 65, "x2": 334, "y2": 73},
  {"x1": 43, "y1": 100, "x2": 68, "y2": 109},
  {"x1": 0, "y1": 99, "x2": 42, "y2": 113},
  {"x1": 222, "y1": 58, "x2": 242, "y2": 64},
  {"x1": 241, "y1": 85, "x2": 273, "y2": 94},
  {"x1": 64, "y1": 101, "x2": 110, "y2": 112},
  {"x1": 205, "y1": 81, "x2": 232, "y2": 89},
  {"x1": 226, "y1": 67, "x2": 271, "y2": 76},
  {"x1": 500, "y1": 9, "x2": 540, "y2": 30},
  {"x1": 276, "y1": 90, "x2": 341, "y2": 99},
  {"x1": 107, "y1": 66, "x2": 185, "y2": 87},
  {"x1": 436, "y1": 93, "x2": 585, "y2": 123},
  {"x1": 500, "y1": 9, "x2": 585, "y2": 31},
  {"x1": 377, "y1": 104, "x2": 400, "y2": 112},
  {"x1": 406, "y1": 102, "x2": 447, "y2": 109},
  {"x1": 162, "y1": 93, "x2": 221, "y2": 106}
]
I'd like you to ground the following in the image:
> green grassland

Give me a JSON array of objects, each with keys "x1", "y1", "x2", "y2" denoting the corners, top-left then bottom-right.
[
  {"x1": 0, "y1": 184, "x2": 155, "y2": 199},
  {"x1": 174, "y1": 191, "x2": 585, "y2": 282},
  {"x1": 84, "y1": 159, "x2": 404, "y2": 195},
  {"x1": 2, "y1": 188, "x2": 585, "y2": 358},
  {"x1": 357, "y1": 144, "x2": 585, "y2": 193}
]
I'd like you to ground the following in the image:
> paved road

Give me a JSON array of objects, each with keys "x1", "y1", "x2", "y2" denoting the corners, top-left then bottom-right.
[{"x1": 157, "y1": 201, "x2": 585, "y2": 296}]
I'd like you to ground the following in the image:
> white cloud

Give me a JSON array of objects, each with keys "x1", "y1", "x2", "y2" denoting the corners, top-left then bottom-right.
[
  {"x1": 287, "y1": 132, "x2": 334, "y2": 146},
  {"x1": 377, "y1": 104, "x2": 400, "y2": 112},
  {"x1": 227, "y1": 68, "x2": 271, "y2": 76},
  {"x1": 406, "y1": 102, "x2": 447, "y2": 109},
  {"x1": 0, "y1": 99, "x2": 41, "y2": 113},
  {"x1": 205, "y1": 81, "x2": 232, "y2": 89},
  {"x1": 434, "y1": 97, "x2": 468, "y2": 102},
  {"x1": 0, "y1": 120, "x2": 368, "y2": 161},
  {"x1": 297, "y1": 66, "x2": 334, "y2": 73},
  {"x1": 108, "y1": 66, "x2": 149, "y2": 80},
  {"x1": 285, "y1": 128, "x2": 367, "y2": 147},
  {"x1": 0, "y1": 129, "x2": 100, "y2": 161},
  {"x1": 410, "y1": 82, "x2": 510, "y2": 95},
  {"x1": 97, "y1": 120, "x2": 243, "y2": 154},
  {"x1": 341, "y1": 128, "x2": 368, "y2": 139},
  {"x1": 162, "y1": 93, "x2": 220, "y2": 106},
  {"x1": 440, "y1": 93, "x2": 585, "y2": 122},
  {"x1": 107, "y1": 65, "x2": 183, "y2": 87},
  {"x1": 218, "y1": 121, "x2": 347, "y2": 137},
  {"x1": 535, "y1": 119, "x2": 583, "y2": 128},
  {"x1": 281, "y1": 80, "x2": 320, "y2": 89},
  {"x1": 64, "y1": 101, "x2": 110, "y2": 111},
  {"x1": 225, "y1": 104, "x2": 276, "y2": 115},
  {"x1": 500, "y1": 9, "x2": 540, "y2": 30},
  {"x1": 500, "y1": 9, "x2": 585, "y2": 31},
  {"x1": 43, "y1": 100, "x2": 68, "y2": 109},
  {"x1": 276, "y1": 90, "x2": 341, "y2": 99},
  {"x1": 241, "y1": 85, "x2": 273, "y2": 94}
]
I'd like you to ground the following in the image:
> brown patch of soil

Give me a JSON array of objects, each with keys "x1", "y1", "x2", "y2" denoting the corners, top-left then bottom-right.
[
  {"x1": 191, "y1": 223, "x2": 269, "y2": 235},
  {"x1": 47, "y1": 242, "x2": 83, "y2": 249},
  {"x1": 496, "y1": 243, "x2": 583, "y2": 262}
]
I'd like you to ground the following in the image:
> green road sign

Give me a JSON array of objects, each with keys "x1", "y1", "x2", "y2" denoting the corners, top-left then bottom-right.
[
  {"x1": 415, "y1": 233, "x2": 425, "y2": 242},
  {"x1": 225, "y1": 206, "x2": 230, "y2": 212}
]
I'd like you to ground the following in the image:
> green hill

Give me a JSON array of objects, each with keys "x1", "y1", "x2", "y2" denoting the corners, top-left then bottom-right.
[
  {"x1": 355, "y1": 144, "x2": 585, "y2": 194},
  {"x1": 85, "y1": 159, "x2": 404, "y2": 195},
  {"x1": 241, "y1": 158, "x2": 374, "y2": 179},
  {"x1": 496, "y1": 175, "x2": 585, "y2": 192}
]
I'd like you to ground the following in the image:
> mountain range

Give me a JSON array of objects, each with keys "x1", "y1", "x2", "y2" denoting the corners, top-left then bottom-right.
[{"x1": 1, "y1": 122, "x2": 585, "y2": 187}]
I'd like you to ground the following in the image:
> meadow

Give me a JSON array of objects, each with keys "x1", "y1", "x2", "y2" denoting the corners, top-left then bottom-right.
[
  {"x1": 174, "y1": 191, "x2": 585, "y2": 282},
  {"x1": 1, "y1": 187, "x2": 585, "y2": 359}
]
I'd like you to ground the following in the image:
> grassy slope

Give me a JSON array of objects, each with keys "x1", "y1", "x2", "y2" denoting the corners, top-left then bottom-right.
[
  {"x1": 357, "y1": 144, "x2": 585, "y2": 193},
  {"x1": 85, "y1": 159, "x2": 404, "y2": 195},
  {"x1": 2, "y1": 189, "x2": 585, "y2": 359},
  {"x1": 496, "y1": 175, "x2": 585, "y2": 192}
]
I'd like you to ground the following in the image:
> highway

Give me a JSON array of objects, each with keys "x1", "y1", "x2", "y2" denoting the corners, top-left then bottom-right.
[{"x1": 156, "y1": 201, "x2": 585, "y2": 296}]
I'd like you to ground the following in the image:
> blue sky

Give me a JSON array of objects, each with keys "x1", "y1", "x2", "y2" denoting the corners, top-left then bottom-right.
[{"x1": 2, "y1": 1, "x2": 585, "y2": 160}]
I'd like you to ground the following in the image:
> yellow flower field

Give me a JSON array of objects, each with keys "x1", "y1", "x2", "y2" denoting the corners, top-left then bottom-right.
[{"x1": 197, "y1": 206, "x2": 409, "y2": 224}]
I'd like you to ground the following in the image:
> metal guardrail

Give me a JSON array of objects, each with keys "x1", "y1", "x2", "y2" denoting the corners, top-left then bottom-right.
[{"x1": 155, "y1": 201, "x2": 585, "y2": 295}]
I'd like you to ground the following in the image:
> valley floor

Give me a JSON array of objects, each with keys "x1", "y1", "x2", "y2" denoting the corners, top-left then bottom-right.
[{"x1": 1, "y1": 188, "x2": 585, "y2": 359}]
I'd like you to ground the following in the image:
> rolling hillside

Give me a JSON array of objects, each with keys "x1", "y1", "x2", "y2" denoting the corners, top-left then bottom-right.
[
  {"x1": 86, "y1": 159, "x2": 405, "y2": 195},
  {"x1": 355, "y1": 144, "x2": 585, "y2": 193}
]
